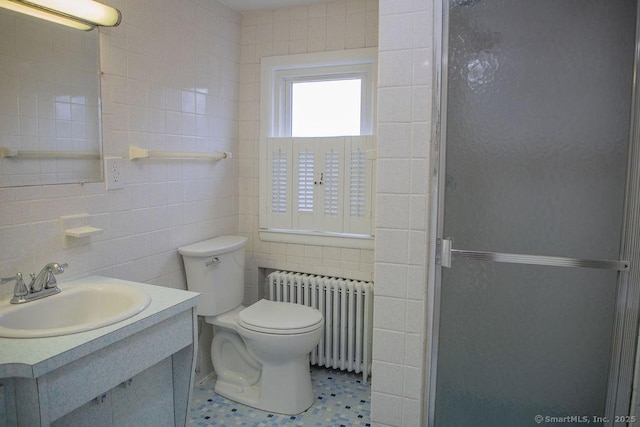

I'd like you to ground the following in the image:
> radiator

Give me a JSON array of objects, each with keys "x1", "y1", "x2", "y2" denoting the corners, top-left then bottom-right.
[{"x1": 268, "y1": 270, "x2": 374, "y2": 383}]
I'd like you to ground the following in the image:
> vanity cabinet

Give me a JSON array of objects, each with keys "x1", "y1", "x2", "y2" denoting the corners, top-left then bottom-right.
[
  {"x1": 52, "y1": 356, "x2": 177, "y2": 426},
  {"x1": 0, "y1": 277, "x2": 199, "y2": 427}
]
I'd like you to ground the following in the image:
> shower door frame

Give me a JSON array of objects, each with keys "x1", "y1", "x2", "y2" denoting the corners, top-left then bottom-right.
[{"x1": 424, "y1": 1, "x2": 640, "y2": 425}]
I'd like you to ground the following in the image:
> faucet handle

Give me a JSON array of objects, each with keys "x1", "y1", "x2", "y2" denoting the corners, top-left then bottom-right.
[
  {"x1": 0, "y1": 273, "x2": 21, "y2": 284},
  {"x1": 44, "y1": 263, "x2": 68, "y2": 289},
  {"x1": 1, "y1": 273, "x2": 28, "y2": 298}
]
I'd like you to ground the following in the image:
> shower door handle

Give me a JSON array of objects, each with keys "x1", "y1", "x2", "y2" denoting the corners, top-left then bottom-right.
[{"x1": 436, "y1": 238, "x2": 630, "y2": 271}]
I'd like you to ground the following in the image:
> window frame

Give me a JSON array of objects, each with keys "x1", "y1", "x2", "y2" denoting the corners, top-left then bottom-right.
[
  {"x1": 261, "y1": 48, "x2": 377, "y2": 139},
  {"x1": 259, "y1": 49, "x2": 377, "y2": 249}
]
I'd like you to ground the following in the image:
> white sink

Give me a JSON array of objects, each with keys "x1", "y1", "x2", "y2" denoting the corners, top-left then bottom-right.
[{"x1": 0, "y1": 282, "x2": 151, "y2": 338}]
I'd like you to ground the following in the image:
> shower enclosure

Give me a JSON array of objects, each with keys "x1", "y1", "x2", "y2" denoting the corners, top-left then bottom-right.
[{"x1": 428, "y1": 0, "x2": 640, "y2": 425}]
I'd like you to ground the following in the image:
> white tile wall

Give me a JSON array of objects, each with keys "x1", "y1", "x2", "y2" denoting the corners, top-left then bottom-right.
[
  {"x1": 237, "y1": 0, "x2": 379, "y2": 304},
  {"x1": 0, "y1": 0, "x2": 241, "y2": 297},
  {"x1": 372, "y1": 0, "x2": 433, "y2": 426}
]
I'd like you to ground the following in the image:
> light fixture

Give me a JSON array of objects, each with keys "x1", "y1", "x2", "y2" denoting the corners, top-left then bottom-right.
[{"x1": 0, "y1": 0, "x2": 121, "y2": 31}]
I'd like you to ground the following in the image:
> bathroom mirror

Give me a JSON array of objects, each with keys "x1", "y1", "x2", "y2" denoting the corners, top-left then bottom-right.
[{"x1": 0, "y1": 8, "x2": 103, "y2": 187}]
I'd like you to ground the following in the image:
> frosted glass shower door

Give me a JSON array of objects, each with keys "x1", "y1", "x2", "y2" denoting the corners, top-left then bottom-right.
[{"x1": 433, "y1": 0, "x2": 637, "y2": 426}]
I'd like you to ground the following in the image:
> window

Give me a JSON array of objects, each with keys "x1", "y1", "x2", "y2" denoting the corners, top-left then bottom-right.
[
  {"x1": 290, "y1": 79, "x2": 362, "y2": 137},
  {"x1": 259, "y1": 49, "x2": 377, "y2": 248}
]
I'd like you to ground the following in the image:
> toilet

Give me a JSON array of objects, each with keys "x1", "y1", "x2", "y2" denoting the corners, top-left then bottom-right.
[{"x1": 178, "y1": 235, "x2": 324, "y2": 415}]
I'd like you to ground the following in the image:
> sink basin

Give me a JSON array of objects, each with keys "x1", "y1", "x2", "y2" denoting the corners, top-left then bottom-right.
[{"x1": 0, "y1": 282, "x2": 151, "y2": 338}]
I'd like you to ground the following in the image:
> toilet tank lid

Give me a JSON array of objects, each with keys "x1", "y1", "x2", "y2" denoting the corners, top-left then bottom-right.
[{"x1": 178, "y1": 235, "x2": 248, "y2": 257}]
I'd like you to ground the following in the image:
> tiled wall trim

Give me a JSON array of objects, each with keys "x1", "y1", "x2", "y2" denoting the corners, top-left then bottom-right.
[{"x1": 371, "y1": 0, "x2": 433, "y2": 425}]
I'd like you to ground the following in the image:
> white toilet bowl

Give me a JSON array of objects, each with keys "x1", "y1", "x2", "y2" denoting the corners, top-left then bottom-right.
[
  {"x1": 179, "y1": 236, "x2": 324, "y2": 415},
  {"x1": 207, "y1": 300, "x2": 324, "y2": 415}
]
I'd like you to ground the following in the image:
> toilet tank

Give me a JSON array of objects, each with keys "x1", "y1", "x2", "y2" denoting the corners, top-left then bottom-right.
[{"x1": 178, "y1": 235, "x2": 248, "y2": 316}]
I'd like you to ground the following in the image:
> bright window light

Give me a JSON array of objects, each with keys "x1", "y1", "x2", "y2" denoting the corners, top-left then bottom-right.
[{"x1": 291, "y1": 79, "x2": 361, "y2": 137}]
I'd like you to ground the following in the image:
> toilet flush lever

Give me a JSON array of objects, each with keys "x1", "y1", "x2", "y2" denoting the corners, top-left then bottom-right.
[{"x1": 206, "y1": 257, "x2": 222, "y2": 267}]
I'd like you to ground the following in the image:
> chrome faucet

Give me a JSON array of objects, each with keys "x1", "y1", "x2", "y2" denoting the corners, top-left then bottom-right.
[
  {"x1": 29, "y1": 262, "x2": 68, "y2": 293},
  {"x1": 1, "y1": 262, "x2": 67, "y2": 304}
]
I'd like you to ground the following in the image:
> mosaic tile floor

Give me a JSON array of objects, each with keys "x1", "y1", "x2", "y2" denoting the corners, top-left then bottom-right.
[{"x1": 189, "y1": 367, "x2": 371, "y2": 426}]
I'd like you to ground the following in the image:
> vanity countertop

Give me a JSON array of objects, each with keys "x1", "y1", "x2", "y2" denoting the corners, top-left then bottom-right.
[{"x1": 0, "y1": 275, "x2": 199, "y2": 379}]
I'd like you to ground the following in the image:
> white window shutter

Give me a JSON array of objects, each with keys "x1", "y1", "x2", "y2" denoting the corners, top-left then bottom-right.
[
  {"x1": 264, "y1": 136, "x2": 373, "y2": 237},
  {"x1": 266, "y1": 138, "x2": 293, "y2": 229},
  {"x1": 318, "y1": 137, "x2": 345, "y2": 232},
  {"x1": 344, "y1": 136, "x2": 373, "y2": 235},
  {"x1": 292, "y1": 138, "x2": 316, "y2": 230}
]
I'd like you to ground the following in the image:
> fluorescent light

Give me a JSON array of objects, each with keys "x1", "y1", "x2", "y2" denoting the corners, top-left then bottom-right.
[
  {"x1": 0, "y1": 0, "x2": 121, "y2": 31},
  {"x1": 25, "y1": 0, "x2": 121, "y2": 26},
  {"x1": 0, "y1": 0, "x2": 92, "y2": 29}
]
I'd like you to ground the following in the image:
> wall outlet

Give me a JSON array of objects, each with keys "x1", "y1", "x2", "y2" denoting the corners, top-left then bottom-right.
[{"x1": 104, "y1": 157, "x2": 124, "y2": 190}]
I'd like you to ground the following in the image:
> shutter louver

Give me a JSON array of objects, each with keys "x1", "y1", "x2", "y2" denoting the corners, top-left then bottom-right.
[
  {"x1": 271, "y1": 148, "x2": 288, "y2": 215},
  {"x1": 349, "y1": 147, "x2": 366, "y2": 218},
  {"x1": 298, "y1": 150, "x2": 315, "y2": 213},
  {"x1": 324, "y1": 148, "x2": 339, "y2": 216}
]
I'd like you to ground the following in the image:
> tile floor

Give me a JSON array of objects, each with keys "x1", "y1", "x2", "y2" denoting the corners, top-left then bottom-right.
[{"x1": 189, "y1": 367, "x2": 371, "y2": 426}]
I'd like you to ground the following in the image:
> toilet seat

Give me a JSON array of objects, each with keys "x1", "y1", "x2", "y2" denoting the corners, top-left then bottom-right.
[{"x1": 238, "y1": 300, "x2": 323, "y2": 335}]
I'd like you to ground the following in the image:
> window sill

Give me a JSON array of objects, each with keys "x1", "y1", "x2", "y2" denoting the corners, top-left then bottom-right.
[{"x1": 259, "y1": 229, "x2": 375, "y2": 250}]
